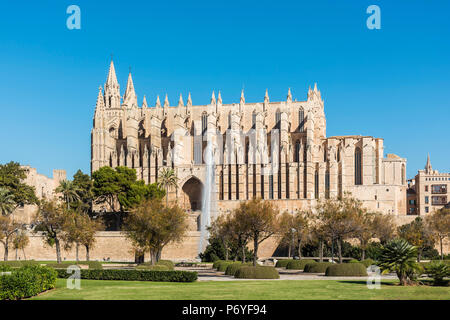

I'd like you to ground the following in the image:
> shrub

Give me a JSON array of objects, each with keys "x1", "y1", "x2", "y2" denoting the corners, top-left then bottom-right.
[
  {"x1": 325, "y1": 263, "x2": 368, "y2": 276},
  {"x1": 286, "y1": 259, "x2": 316, "y2": 270},
  {"x1": 136, "y1": 264, "x2": 169, "y2": 271},
  {"x1": 425, "y1": 262, "x2": 449, "y2": 286},
  {"x1": 217, "y1": 261, "x2": 234, "y2": 272},
  {"x1": 55, "y1": 269, "x2": 197, "y2": 282},
  {"x1": 361, "y1": 259, "x2": 376, "y2": 268},
  {"x1": 304, "y1": 262, "x2": 333, "y2": 273},
  {"x1": 45, "y1": 261, "x2": 103, "y2": 270},
  {"x1": 275, "y1": 259, "x2": 293, "y2": 268},
  {"x1": 0, "y1": 260, "x2": 39, "y2": 268},
  {"x1": 157, "y1": 260, "x2": 175, "y2": 270},
  {"x1": 213, "y1": 260, "x2": 225, "y2": 269},
  {"x1": 234, "y1": 266, "x2": 279, "y2": 279},
  {"x1": 0, "y1": 265, "x2": 57, "y2": 300},
  {"x1": 225, "y1": 262, "x2": 252, "y2": 276},
  {"x1": 0, "y1": 265, "x2": 13, "y2": 272}
]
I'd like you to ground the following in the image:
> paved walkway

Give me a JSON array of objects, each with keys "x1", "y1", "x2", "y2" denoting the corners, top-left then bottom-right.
[{"x1": 176, "y1": 266, "x2": 398, "y2": 281}]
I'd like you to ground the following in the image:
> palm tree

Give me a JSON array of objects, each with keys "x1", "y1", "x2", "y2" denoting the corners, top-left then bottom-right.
[
  {"x1": 0, "y1": 187, "x2": 16, "y2": 216},
  {"x1": 157, "y1": 168, "x2": 178, "y2": 206},
  {"x1": 55, "y1": 180, "x2": 81, "y2": 209},
  {"x1": 378, "y1": 239, "x2": 420, "y2": 286}
]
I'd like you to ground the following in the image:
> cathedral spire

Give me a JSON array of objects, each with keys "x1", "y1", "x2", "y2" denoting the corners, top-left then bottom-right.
[
  {"x1": 96, "y1": 86, "x2": 104, "y2": 109},
  {"x1": 240, "y1": 89, "x2": 245, "y2": 104},
  {"x1": 104, "y1": 59, "x2": 121, "y2": 108},
  {"x1": 264, "y1": 89, "x2": 269, "y2": 104},
  {"x1": 186, "y1": 92, "x2": 192, "y2": 107},
  {"x1": 425, "y1": 154, "x2": 432, "y2": 173},
  {"x1": 155, "y1": 95, "x2": 161, "y2": 108},
  {"x1": 211, "y1": 90, "x2": 216, "y2": 105},
  {"x1": 217, "y1": 91, "x2": 222, "y2": 104},
  {"x1": 123, "y1": 72, "x2": 138, "y2": 107},
  {"x1": 287, "y1": 88, "x2": 292, "y2": 103},
  {"x1": 178, "y1": 93, "x2": 184, "y2": 107},
  {"x1": 164, "y1": 94, "x2": 169, "y2": 108},
  {"x1": 142, "y1": 95, "x2": 148, "y2": 108}
]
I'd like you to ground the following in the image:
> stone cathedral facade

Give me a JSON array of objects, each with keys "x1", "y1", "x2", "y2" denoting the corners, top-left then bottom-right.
[{"x1": 91, "y1": 61, "x2": 408, "y2": 223}]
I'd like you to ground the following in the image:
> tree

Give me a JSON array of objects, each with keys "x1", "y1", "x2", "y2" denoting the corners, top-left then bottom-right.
[
  {"x1": 0, "y1": 161, "x2": 38, "y2": 209},
  {"x1": 0, "y1": 187, "x2": 16, "y2": 216},
  {"x1": 425, "y1": 208, "x2": 450, "y2": 259},
  {"x1": 125, "y1": 198, "x2": 188, "y2": 264},
  {"x1": 316, "y1": 194, "x2": 361, "y2": 263},
  {"x1": 92, "y1": 166, "x2": 165, "y2": 230},
  {"x1": 34, "y1": 200, "x2": 68, "y2": 263},
  {"x1": 371, "y1": 213, "x2": 395, "y2": 245},
  {"x1": 63, "y1": 209, "x2": 101, "y2": 262},
  {"x1": 397, "y1": 217, "x2": 436, "y2": 262},
  {"x1": 378, "y1": 239, "x2": 420, "y2": 286},
  {"x1": 208, "y1": 214, "x2": 234, "y2": 261},
  {"x1": 0, "y1": 215, "x2": 21, "y2": 261},
  {"x1": 279, "y1": 210, "x2": 311, "y2": 259},
  {"x1": 71, "y1": 170, "x2": 94, "y2": 214},
  {"x1": 157, "y1": 168, "x2": 178, "y2": 206},
  {"x1": 56, "y1": 180, "x2": 81, "y2": 209},
  {"x1": 12, "y1": 230, "x2": 29, "y2": 260},
  {"x1": 234, "y1": 198, "x2": 279, "y2": 266}
]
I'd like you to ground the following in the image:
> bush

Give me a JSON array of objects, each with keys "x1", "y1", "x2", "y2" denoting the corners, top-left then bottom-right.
[
  {"x1": 45, "y1": 261, "x2": 103, "y2": 270},
  {"x1": 0, "y1": 265, "x2": 13, "y2": 272},
  {"x1": 55, "y1": 269, "x2": 197, "y2": 282},
  {"x1": 325, "y1": 263, "x2": 368, "y2": 276},
  {"x1": 217, "y1": 261, "x2": 234, "y2": 272},
  {"x1": 225, "y1": 262, "x2": 252, "y2": 276},
  {"x1": 286, "y1": 259, "x2": 316, "y2": 270},
  {"x1": 0, "y1": 260, "x2": 39, "y2": 268},
  {"x1": 425, "y1": 262, "x2": 449, "y2": 286},
  {"x1": 136, "y1": 264, "x2": 169, "y2": 271},
  {"x1": 157, "y1": 260, "x2": 175, "y2": 270},
  {"x1": 304, "y1": 262, "x2": 333, "y2": 273},
  {"x1": 0, "y1": 265, "x2": 57, "y2": 300},
  {"x1": 234, "y1": 266, "x2": 279, "y2": 279},
  {"x1": 275, "y1": 259, "x2": 293, "y2": 268},
  {"x1": 361, "y1": 259, "x2": 376, "y2": 267},
  {"x1": 347, "y1": 259, "x2": 359, "y2": 263}
]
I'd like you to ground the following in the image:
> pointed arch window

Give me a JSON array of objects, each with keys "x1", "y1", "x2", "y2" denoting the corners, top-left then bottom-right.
[
  {"x1": 325, "y1": 170, "x2": 330, "y2": 199},
  {"x1": 228, "y1": 112, "x2": 232, "y2": 129},
  {"x1": 295, "y1": 140, "x2": 301, "y2": 162},
  {"x1": 275, "y1": 109, "x2": 281, "y2": 129},
  {"x1": 252, "y1": 111, "x2": 256, "y2": 129},
  {"x1": 355, "y1": 147, "x2": 362, "y2": 185},
  {"x1": 299, "y1": 108, "x2": 305, "y2": 132},
  {"x1": 201, "y1": 112, "x2": 207, "y2": 135},
  {"x1": 314, "y1": 169, "x2": 319, "y2": 199}
]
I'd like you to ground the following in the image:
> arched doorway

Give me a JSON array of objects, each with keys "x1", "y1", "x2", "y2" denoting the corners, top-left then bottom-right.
[{"x1": 181, "y1": 177, "x2": 203, "y2": 211}]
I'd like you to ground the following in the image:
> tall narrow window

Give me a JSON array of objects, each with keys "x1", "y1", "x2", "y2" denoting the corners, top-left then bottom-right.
[
  {"x1": 275, "y1": 109, "x2": 281, "y2": 129},
  {"x1": 201, "y1": 112, "x2": 207, "y2": 135},
  {"x1": 299, "y1": 108, "x2": 305, "y2": 132},
  {"x1": 252, "y1": 111, "x2": 256, "y2": 129},
  {"x1": 355, "y1": 147, "x2": 362, "y2": 185},
  {"x1": 295, "y1": 140, "x2": 300, "y2": 162},
  {"x1": 228, "y1": 112, "x2": 232, "y2": 129},
  {"x1": 269, "y1": 175, "x2": 274, "y2": 199},
  {"x1": 325, "y1": 170, "x2": 330, "y2": 199},
  {"x1": 314, "y1": 169, "x2": 319, "y2": 199}
]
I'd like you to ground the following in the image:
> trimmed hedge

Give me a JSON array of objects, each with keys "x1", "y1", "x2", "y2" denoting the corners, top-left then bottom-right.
[
  {"x1": 361, "y1": 259, "x2": 376, "y2": 268},
  {"x1": 325, "y1": 263, "x2": 368, "y2": 276},
  {"x1": 45, "y1": 261, "x2": 103, "y2": 270},
  {"x1": 234, "y1": 266, "x2": 280, "y2": 279},
  {"x1": 217, "y1": 261, "x2": 235, "y2": 272},
  {"x1": 0, "y1": 260, "x2": 39, "y2": 268},
  {"x1": 275, "y1": 259, "x2": 293, "y2": 268},
  {"x1": 136, "y1": 264, "x2": 169, "y2": 271},
  {"x1": 55, "y1": 269, "x2": 197, "y2": 282},
  {"x1": 0, "y1": 265, "x2": 57, "y2": 300},
  {"x1": 286, "y1": 259, "x2": 316, "y2": 270},
  {"x1": 225, "y1": 262, "x2": 252, "y2": 276},
  {"x1": 156, "y1": 260, "x2": 175, "y2": 270},
  {"x1": 304, "y1": 262, "x2": 333, "y2": 273}
]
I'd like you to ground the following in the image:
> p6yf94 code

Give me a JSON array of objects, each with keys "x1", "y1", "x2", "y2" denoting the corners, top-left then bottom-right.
[{"x1": 226, "y1": 305, "x2": 267, "y2": 315}]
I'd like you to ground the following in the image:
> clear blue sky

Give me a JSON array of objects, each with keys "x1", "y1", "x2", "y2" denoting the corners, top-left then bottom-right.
[{"x1": 0, "y1": 0, "x2": 449, "y2": 179}]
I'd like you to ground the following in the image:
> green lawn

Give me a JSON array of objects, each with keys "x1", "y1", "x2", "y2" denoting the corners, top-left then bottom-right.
[{"x1": 30, "y1": 279, "x2": 450, "y2": 300}]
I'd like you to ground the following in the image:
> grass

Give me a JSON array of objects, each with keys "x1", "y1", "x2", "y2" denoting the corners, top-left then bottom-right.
[{"x1": 30, "y1": 279, "x2": 450, "y2": 300}]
